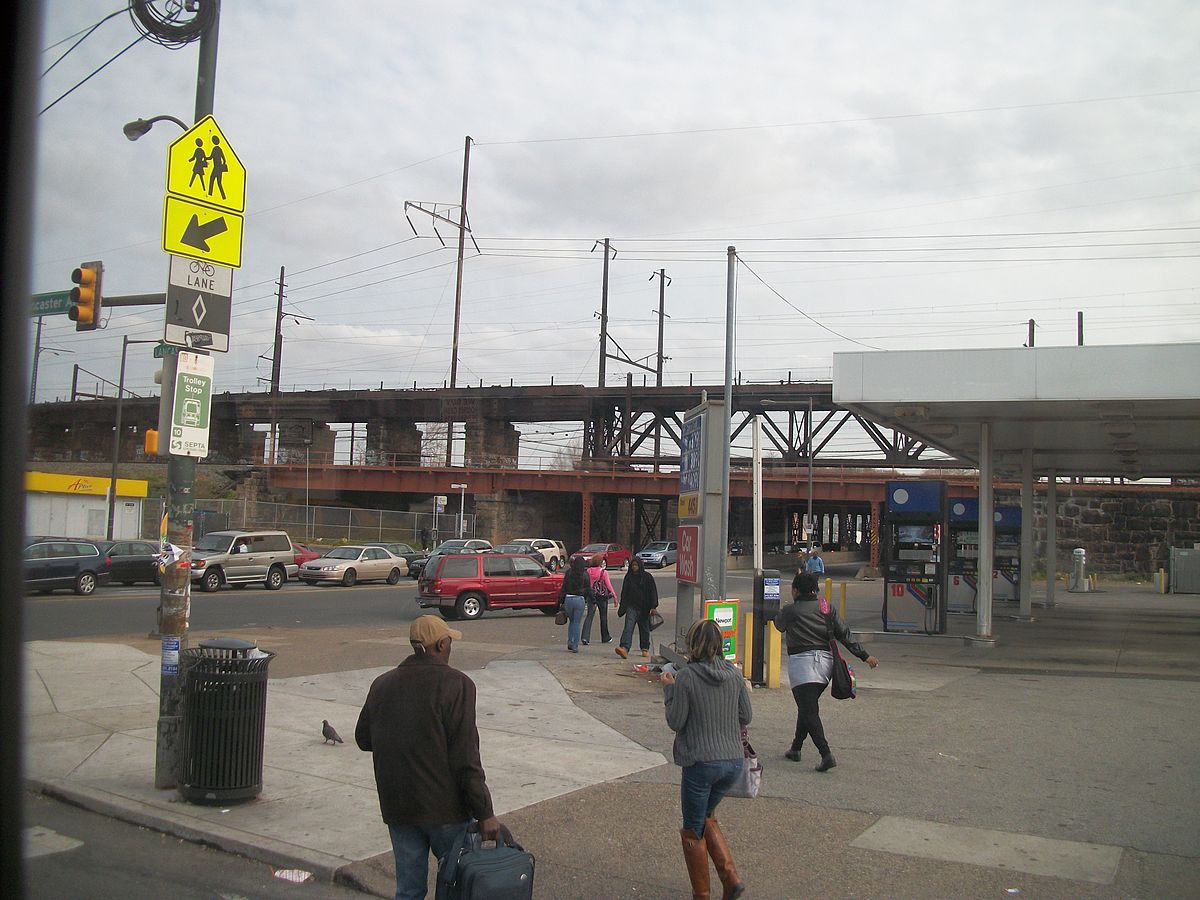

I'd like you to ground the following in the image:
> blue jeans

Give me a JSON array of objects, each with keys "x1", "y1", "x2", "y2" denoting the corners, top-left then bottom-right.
[
  {"x1": 564, "y1": 594, "x2": 586, "y2": 650},
  {"x1": 582, "y1": 597, "x2": 611, "y2": 642},
  {"x1": 680, "y1": 759, "x2": 743, "y2": 836},
  {"x1": 620, "y1": 610, "x2": 651, "y2": 651},
  {"x1": 388, "y1": 820, "x2": 468, "y2": 900}
]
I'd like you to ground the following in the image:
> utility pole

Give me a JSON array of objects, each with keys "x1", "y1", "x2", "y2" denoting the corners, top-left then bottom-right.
[
  {"x1": 30, "y1": 316, "x2": 42, "y2": 404},
  {"x1": 269, "y1": 266, "x2": 285, "y2": 463},
  {"x1": 597, "y1": 238, "x2": 612, "y2": 387},
  {"x1": 445, "y1": 136, "x2": 472, "y2": 467},
  {"x1": 155, "y1": 0, "x2": 221, "y2": 790},
  {"x1": 1027, "y1": 319, "x2": 1035, "y2": 348},
  {"x1": 651, "y1": 268, "x2": 670, "y2": 470}
]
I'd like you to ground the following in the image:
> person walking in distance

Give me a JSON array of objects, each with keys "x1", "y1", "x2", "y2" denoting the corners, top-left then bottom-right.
[
  {"x1": 774, "y1": 572, "x2": 878, "y2": 771},
  {"x1": 558, "y1": 556, "x2": 592, "y2": 653},
  {"x1": 582, "y1": 555, "x2": 616, "y2": 645},
  {"x1": 663, "y1": 619, "x2": 752, "y2": 899},
  {"x1": 355, "y1": 616, "x2": 501, "y2": 899},
  {"x1": 616, "y1": 556, "x2": 658, "y2": 658},
  {"x1": 805, "y1": 546, "x2": 825, "y2": 576}
]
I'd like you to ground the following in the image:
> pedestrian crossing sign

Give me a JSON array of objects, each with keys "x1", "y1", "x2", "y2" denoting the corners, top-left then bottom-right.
[{"x1": 165, "y1": 115, "x2": 246, "y2": 214}]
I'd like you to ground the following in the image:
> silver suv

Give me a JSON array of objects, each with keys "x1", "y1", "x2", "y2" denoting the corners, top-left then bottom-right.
[{"x1": 190, "y1": 530, "x2": 298, "y2": 592}]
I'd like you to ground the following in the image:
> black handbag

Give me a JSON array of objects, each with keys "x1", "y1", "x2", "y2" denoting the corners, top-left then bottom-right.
[
  {"x1": 436, "y1": 822, "x2": 535, "y2": 900},
  {"x1": 825, "y1": 607, "x2": 857, "y2": 700}
]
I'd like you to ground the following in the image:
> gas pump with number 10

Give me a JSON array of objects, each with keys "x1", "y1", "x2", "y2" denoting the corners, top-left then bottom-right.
[{"x1": 883, "y1": 480, "x2": 949, "y2": 634}]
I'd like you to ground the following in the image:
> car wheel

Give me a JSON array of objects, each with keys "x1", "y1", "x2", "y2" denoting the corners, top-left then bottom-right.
[
  {"x1": 342, "y1": 568, "x2": 357, "y2": 587},
  {"x1": 202, "y1": 568, "x2": 222, "y2": 592},
  {"x1": 265, "y1": 565, "x2": 285, "y2": 590},
  {"x1": 386, "y1": 568, "x2": 402, "y2": 585},
  {"x1": 75, "y1": 571, "x2": 97, "y2": 595},
  {"x1": 456, "y1": 592, "x2": 485, "y2": 620}
]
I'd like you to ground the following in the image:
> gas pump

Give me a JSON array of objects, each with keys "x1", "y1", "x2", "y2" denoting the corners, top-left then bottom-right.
[
  {"x1": 883, "y1": 480, "x2": 949, "y2": 634},
  {"x1": 992, "y1": 506, "x2": 1021, "y2": 601},
  {"x1": 947, "y1": 497, "x2": 979, "y2": 614}
]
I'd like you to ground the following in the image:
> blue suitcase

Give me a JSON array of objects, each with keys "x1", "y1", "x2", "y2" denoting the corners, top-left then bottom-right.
[{"x1": 435, "y1": 822, "x2": 534, "y2": 900}]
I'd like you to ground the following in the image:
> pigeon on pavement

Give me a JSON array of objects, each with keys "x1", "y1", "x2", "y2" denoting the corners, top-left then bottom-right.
[{"x1": 322, "y1": 720, "x2": 344, "y2": 745}]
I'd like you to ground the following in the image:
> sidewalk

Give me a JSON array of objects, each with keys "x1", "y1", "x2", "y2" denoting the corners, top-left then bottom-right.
[{"x1": 24, "y1": 585, "x2": 1200, "y2": 898}]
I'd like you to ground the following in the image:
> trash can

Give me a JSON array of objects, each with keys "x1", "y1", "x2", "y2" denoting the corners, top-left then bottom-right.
[
  {"x1": 1069, "y1": 548, "x2": 1090, "y2": 593},
  {"x1": 178, "y1": 637, "x2": 274, "y2": 803}
]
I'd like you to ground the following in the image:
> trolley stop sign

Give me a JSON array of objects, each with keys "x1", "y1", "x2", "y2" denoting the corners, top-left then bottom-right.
[{"x1": 170, "y1": 350, "x2": 214, "y2": 457}]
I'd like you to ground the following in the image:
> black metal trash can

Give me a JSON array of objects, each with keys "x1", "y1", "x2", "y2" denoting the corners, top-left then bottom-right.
[{"x1": 179, "y1": 637, "x2": 275, "y2": 803}]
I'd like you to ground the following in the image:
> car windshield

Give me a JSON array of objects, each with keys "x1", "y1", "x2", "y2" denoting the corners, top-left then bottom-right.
[
  {"x1": 581, "y1": 543, "x2": 607, "y2": 552},
  {"x1": 495, "y1": 544, "x2": 527, "y2": 553},
  {"x1": 643, "y1": 542, "x2": 670, "y2": 552},
  {"x1": 194, "y1": 534, "x2": 232, "y2": 552},
  {"x1": 435, "y1": 541, "x2": 468, "y2": 551},
  {"x1": 508, "y1": 540, "x2": 534, "y2": 548},
  {"x1": 324, "y1": 547, "x2": 362, "y2": 560}
]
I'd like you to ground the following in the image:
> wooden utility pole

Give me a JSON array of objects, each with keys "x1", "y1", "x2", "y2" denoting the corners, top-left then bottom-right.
[{"x1": 446, "y1": 136, "x2": 472, "y2": 467}]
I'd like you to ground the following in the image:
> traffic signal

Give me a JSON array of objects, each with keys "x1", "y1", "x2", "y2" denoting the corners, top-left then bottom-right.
[{"x1": 69, "y1": 261, "x2": 103, "y2": 331}]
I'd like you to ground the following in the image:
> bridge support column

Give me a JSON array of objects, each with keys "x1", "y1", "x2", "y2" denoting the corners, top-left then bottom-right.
[
  {"x1": 466, "y1": 420, "x2": 519, "y2": 468},
  {"x1": 367, "y1": 418, "x2": 422, "y2": 467}
]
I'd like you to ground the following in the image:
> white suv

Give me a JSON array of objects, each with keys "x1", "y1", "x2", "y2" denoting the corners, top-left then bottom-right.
[{"x1": 509, "y1": 538, "x2": 568, "y2": 571}]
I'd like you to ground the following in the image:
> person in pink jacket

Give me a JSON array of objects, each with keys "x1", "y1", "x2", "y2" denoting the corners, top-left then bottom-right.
[{"x1": 582, "y1": 556, "x2": 617, "y2": 645}]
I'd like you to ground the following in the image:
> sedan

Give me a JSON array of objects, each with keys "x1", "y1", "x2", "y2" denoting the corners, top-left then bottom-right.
[
  {"x1": 298, "y1": 545, "x2": 408, "y2": 586},
  {"x1": 570, "y1": 542, "x2": 632, "y2": 569},
  {"x1": 636, "y1": 540, "x2": 678, "y2": 569},
  {"x1": 98, "y1": 539, "x2": 165, "y2": 585},
  {"x1": 363, "y1": 542, "x2": 429, "y2": 578}
]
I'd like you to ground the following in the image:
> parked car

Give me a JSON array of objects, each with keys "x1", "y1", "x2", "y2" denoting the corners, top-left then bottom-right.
[
  {"x1": 97, "y1": 539, "x2": 164, "y2": 585},
  {"x1": 494, "y1": 543, "x2": 548, "y2": 568},
  {"x1": 417, "y1": 552, "x2": 564, "y2": 620},
  {"x1": 507, "y1": 538, "x2": 567, "y2": 571},
  {"x1": 299, "y1": 545, "x2": 407, "y2": 586},
  {"x1": 24, "y1": 538, "x2": 111, "y2": 595},
  {"x1": 293, "y1": 543, "x2": 324, "y2": 566},
  {"x1": 636, "y1": 540, "x2": 678, "y2": 569},
  {"x1": 410, "y1": 538, "x2": 493, "y2": 578},
  {"x1": 190, "y1": 530, "x2": 299, "y2": 592},
  {"x1": 570, "y1": 542, "x2": 632, "y2": 569},
  {"x1": 362, "y1": 542, "x2": 429, "y2": 578}
]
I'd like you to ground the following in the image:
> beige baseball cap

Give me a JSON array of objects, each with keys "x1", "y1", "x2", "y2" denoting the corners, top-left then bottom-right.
[{"x1": 410, "y1": 615, "x2": 463, "y2": 648}]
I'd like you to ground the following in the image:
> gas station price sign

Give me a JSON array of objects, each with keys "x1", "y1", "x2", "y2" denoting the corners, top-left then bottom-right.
[
  {"x1": 705, "y1": 599, "x2": 740, "y2": 661},
  {"x1": 678, "y1": 415, "x2": 702, "y2": 520}
]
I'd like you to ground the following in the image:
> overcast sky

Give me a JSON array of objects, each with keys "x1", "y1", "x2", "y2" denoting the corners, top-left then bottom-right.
[{"x1": 29, "y1": 1, "x2": 1200, "y2": 459}]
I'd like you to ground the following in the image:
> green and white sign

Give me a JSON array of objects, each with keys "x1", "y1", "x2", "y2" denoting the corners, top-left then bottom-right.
[
  {"x1": 31, "y1": 290, "x2": 74, "y2": 317},
  {"x1": 169, "y1": 350, "x2": 214, "y2": 457}
]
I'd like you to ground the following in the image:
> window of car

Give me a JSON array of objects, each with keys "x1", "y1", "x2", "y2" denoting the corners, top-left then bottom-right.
[
  {"x1": 643, "y1": 542, "x2": 670, "y2": 552},
  {"x1": 25, "y1": 543, "x2": 49, "y2": 560},
  {"x1": 439, "y1": 556, "x2": 478, "y2": 578},
  {"x1": 483, "y1": 556, "x2": 512, "y2": 577},
  {"x1": 581, "y1": 543, "x2": 606, "y2": 553},
  {"x1": 195, "y1": 533, "x2": 234, "y2": 552},
  {"x1": 365, "y1": 548, "x2": 388, "y2": 560},
  {"x1": 249, "y1": 533, "x2": 292, "y2": 552},
  {"x1": 393, "y1": 544, "x2": 416, "y2": 554},
  {"x1": 325, "y1": 547, "x2": 361, "y2": 560},
  {"x1": 512, "y1": 557, "x2": 545, "y2": 576}
]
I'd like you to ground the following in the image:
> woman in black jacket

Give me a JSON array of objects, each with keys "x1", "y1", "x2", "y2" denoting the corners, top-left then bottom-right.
[
  {"x1": 557, "y1": 556, "x2": 593, "y2": 653},
  {"x1": 615, "y1": 556, "x2": 659, "y2": 659},
  {"x1": 773, "y1": 571, "x2": 878, "y2": 771}
]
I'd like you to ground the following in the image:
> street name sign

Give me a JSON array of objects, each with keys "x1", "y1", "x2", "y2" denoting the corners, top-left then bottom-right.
[
  {"x1": 169, "y1": 350, "x2": 215, "y2": 457},
  {"x1": 31, "y1": 291, "x2": 73, "y2": 317},
  {"x1": 164, "y1": 255, "x2": 232, "y2": 351},
  {"x1": 162, "y1": 115, "x2": 246, "y2": 269}
]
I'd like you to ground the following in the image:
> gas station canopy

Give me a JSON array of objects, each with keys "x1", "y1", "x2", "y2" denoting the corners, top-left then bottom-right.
[{"x1": 832, "y1": 343, "x2": 1200, "y2": 479}]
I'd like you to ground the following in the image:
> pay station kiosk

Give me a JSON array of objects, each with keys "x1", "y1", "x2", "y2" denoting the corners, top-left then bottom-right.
[
  {"x1": 992, "y1": 506, "x2": 1021, "y2": 601},
  {"x1": 883, "y1": 480, "x2": 949, "y2": 634}
]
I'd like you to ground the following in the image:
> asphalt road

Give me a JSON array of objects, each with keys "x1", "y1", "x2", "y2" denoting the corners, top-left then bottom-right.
[
  {"x1": 24, "y1": 791, "x2": 364, "y2": 899},
  {"x1": 22, "y1": 564, "x2": 870, "y2": 643}
]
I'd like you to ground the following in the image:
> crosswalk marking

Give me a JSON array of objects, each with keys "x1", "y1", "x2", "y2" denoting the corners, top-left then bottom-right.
[{"x1": 23, "y1": 825, "x2": 83, "y2": 859}]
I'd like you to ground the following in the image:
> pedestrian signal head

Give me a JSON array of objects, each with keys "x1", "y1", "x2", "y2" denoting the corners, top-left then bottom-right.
[{"x1": 69, "y1": 261, "x2": 103, "y2": 331}]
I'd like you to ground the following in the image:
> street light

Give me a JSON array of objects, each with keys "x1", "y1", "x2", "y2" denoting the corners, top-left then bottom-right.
[
  {"x1": 450, "y1": 483, "x2": 468, "y2": 538},
  {"x1": 106, "y1": 337, "x2": 159, "y2": 540},
  {"x1": 122, "y1": 114, "x2": 188, "y2": 141}
]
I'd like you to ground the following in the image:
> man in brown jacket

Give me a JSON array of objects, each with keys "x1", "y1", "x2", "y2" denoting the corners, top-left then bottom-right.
[{"x1": 356, "y1": 615, "x2": 501, "y2": 899}]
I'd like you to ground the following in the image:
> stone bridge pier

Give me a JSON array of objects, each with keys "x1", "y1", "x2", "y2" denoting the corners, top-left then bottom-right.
[
  {"x1": 466, "y1": 419, "x2": 519, "y2": 468},
  {"x1": 367, "y1": 418, "x2": 422, "y2": 467}
]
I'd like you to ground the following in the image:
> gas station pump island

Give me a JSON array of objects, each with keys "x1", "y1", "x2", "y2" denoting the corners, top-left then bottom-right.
[
  {"x1": 992, "y1": 506, "x2": 1022, "y2": 602},
  {"x1": 947, "y1": 498, "x2": 1022, "y2": 614},
  {"x1": 883, "y1": 480, "x2": 949, "y2": 634}
]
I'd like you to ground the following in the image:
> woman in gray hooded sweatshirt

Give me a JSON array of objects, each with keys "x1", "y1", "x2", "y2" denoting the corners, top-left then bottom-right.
[{"x1": 663, "y1": 618, "x2": 751, "y2": 899}]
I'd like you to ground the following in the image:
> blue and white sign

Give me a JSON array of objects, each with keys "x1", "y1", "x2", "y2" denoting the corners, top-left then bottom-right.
[
  {"x1": 763, "y1": 576, "x2": 781, "y2": 603},
  {"x1": 679, "y1": 416, "x2": 702, "y2": 494},
  {"x1": 161, "y1": 636, "x2": 180, "y2": 675}
]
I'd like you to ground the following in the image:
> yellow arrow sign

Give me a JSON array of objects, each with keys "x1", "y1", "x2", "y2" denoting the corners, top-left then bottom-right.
[
  {"x1": 162, "y1": 195, "x2": 244, "y2": 269},
  {"x1": 165, "y1": 115, "x2": 246, "y2": 214}
]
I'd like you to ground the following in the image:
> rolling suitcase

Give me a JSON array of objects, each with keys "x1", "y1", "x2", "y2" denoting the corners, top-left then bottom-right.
[{"x1": 435, "y1": 821, "x2": 535, "y2": 900}]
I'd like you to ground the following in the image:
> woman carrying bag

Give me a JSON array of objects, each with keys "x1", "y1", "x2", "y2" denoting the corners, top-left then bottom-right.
[
  {"x1": 773, "y1": 572, "x2": 878, "y2": 771},
  {"x1": 557, "y1": 556, "x2": 593, "y2": 653},
  {"x1": 662, "y1": 618, "x2": 752, "y2": 900},
  {"x1": 615, "y1": 556, "x2": 659, "y2": 659}
]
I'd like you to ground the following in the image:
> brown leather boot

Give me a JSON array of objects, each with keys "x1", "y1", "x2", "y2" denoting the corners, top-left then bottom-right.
[
  {"x1": 680, "y1": 828, "x2": 711, "y2": 899},
  {"x1": 703, "y1": 816, "x2": 745, "y2": 899}
]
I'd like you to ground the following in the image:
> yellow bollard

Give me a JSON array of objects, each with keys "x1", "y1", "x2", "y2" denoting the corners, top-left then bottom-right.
[
  {"x1": 839, "y1": 582, "x2": 847, "y2": 619},
  {"x1": 741, "y1": 611, "x2": 754, "y2": 674},
  {"x1": 765, "y1": 621, "x2": 782, "y2": 688},
  {"x1": 1159, "y1": 568, "x2": 1168, "y2": 594},
  {"x1": 824, "y1": 576, "x2": 833, "y2": 603}
]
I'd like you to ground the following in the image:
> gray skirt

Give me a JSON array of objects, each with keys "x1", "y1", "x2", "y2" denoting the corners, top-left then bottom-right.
[{"x1": 787, "y1": 649, "x2": 833, "y2": 686}]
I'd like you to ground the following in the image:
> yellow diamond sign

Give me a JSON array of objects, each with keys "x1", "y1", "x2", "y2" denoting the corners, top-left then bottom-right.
[{"x1": 165, "y1": 115, "x2": 245, "y2": 213}]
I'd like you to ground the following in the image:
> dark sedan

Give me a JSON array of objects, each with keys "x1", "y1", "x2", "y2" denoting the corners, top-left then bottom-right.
[{"x1": 97, "y1": 539, "x2": 164, "y2": 586}]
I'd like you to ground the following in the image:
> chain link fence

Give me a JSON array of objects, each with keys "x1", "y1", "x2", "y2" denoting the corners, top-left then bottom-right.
[{"x1": 143, "y1": 498, "x2": 474, "y2": 549}]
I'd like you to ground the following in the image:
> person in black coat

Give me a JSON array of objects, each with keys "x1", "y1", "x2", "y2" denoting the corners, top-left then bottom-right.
[
  {"x1": 557, "y1": 556, "x2": 593, "y2": 652},
  {"x1": 773, "y1": 572, "x2": 878, "y2": 771},
  {"x1": 615, "y1": 556, "x2": 659, "y2": 659}
]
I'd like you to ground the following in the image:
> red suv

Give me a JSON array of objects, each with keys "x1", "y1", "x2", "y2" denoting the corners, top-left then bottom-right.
[{"x1": 417, "y1": 553, "x2": 564, "y2": 620}]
